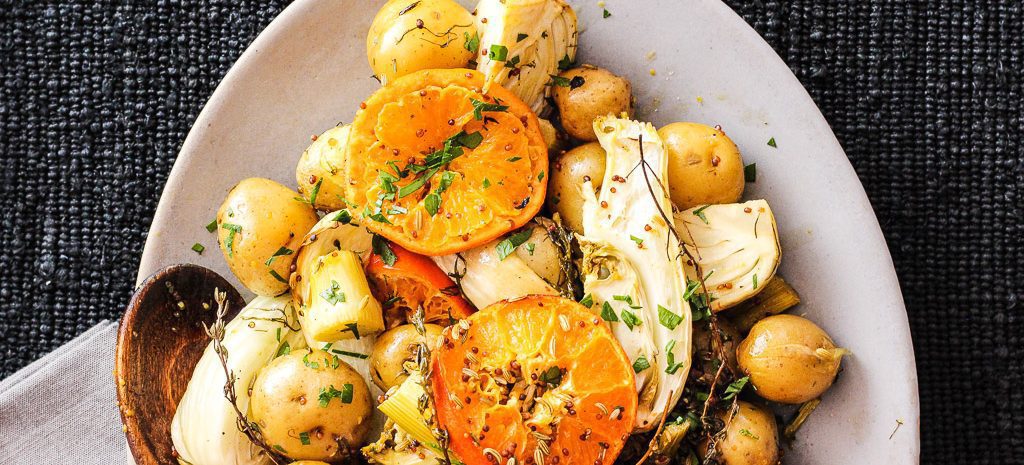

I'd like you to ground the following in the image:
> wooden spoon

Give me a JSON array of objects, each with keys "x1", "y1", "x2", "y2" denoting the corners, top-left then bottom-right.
[{"x1": 115, "y1": 264, "x2": 246, "y2": 465}]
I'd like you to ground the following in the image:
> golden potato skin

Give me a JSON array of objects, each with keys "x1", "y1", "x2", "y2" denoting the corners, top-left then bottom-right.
[
  {"x1": 370, "y1": 324, "x2": 443, "y2": 390},
  {"x1": 658, "y1": 122, "x2": 745, "y2": 210},
  {"x1": 546, "y1": 142, "x2": 606, "y2": 232},
  {"x1": 737, "y1": 314, "x2": 845, "y2": 404},
  {"x1": 367, "y1": 0, "x2": 477, "y2": 84},
  {"x1": 289, "y1": 462, "x2": 331, "y2": 465},
  {"x1": 250, "y1": 350, "x2": 374, "y2": 460},
  {"x1": 703, "y1": 401, "x2": 780, "y2": 465},
  {"x1": 296, "y1": 125, "x2": 350, "y2": 211},
  {"x1": 553, "y1": 65, "x2": 633, "y2": 141},
  {"x1": 514, "y1": 224, "x2": 563, "y2": 285},
  {"x1": 217, "y1": 178, "x2": 318, "y2": 296}
]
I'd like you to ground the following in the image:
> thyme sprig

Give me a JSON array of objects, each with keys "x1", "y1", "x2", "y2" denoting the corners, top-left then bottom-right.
[{"x1": 204, "y1": 289, "x2": 286, "y2": 465}]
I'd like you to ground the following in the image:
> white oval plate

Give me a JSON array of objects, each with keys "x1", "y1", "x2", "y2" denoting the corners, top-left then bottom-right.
[{"x1": 137, "y1": 0, "x2": 920, "y2": 463}]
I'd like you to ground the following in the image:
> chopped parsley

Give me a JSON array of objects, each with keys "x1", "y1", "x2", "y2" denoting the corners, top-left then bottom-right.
[
  {"x1": 318, "y1": 384, "x2": 354, "y2": 407},
  {"x1": 579, "y1": 293, "x2": 594, "y2": 307},
  {"x1": 220, "y1": 223, "x2": 242, "y2": 257},
  {"x1": 269, "y1": 269, "x2": 289, "y2": 284},
  {"x1": 482, "y1": 178, "x2": 492, "y2": 189},
  {"x1": 264, "y1": 246, "x2": 294, "y2": 265},
  {"x1": 613, "y1": 294, "x2": 642, "y2": 309},
  {"x1": 320, "y1": 280, "x2": 346, "y2": 305},
  {"x1": 424, "y1": 193, "x2": 441, "y2": 216},
  {"x1": 333, "y1": 209, "x2": 353, "y2": 224},
  {"x1": 331, "y1": 348, "x2": 370, "y2": 359},
  {"x1": 603, "y1": 8, "x2": 612, "y2": 18},
  {"x1": 276, "y1": 341, "x2": 291, "y2": 357},
  {"x1": 549, "y1": 74, "x2": 570, "y2": 87},
  {"x1": 658, "y1": 305, "x2": 683, "y2": 330},
  {"x1": 629, "y1": 235, "x2": 644, "y2": 247},
  {"x1": 191, "y1": 243, "x2": 205, "y2": 254},
  {"x1": 299, "y1": 431, "x2": 311, "y2": 445},
  {"x1": 767, "y1": 137, "x2": 777, "y2": 148},
  {"x1": 464, "y1": 31, "x2": 480, "y2": 53},
  {"x1": 302, "y1": 352, "x2": 321, "y2": 370},
  {"x1": 665, "y1": 340, "x2": 686, "y2": 374},
  {"x1": 205, "y1": 219, "x2": 217, "y2": 233},
  {"x1": 692, "y1": 205, "x2": 710, "y2": 224},
  {"x1": 753, "y1": 273, "x2": 759, "y2": 290},
  {"x1": 557, "y1": 53, "x2": 573, "y2": 71},
  {"x1": 470, "y1": 98, "x2": 509, "y2": 120},
  {"x1": 723, "y1": 376, "x2": 750, "y2": 400},
  {"x1": 495, "y1": 228, "x2": 534, "y2": 260},
  {"x1": 372, "y1": 235, "x2": 397, "y2": 266},
  {"x1": 488, "y1": 44, "x2": 509, "y2": 61},
  {"x1": 744, "y1": 163, "x2": 757, "y2": 182},
  {"x1": 632, "y1": 355, "x2": 650, "y2": 373},
  {"x1": 739, "y1": 429, "x2": 760, "y2": 440},
  {"x1": 526, "y1": 242, "x2": 536, "y2": 255},
  {"x1": 507, "y1": 156, "x2": 522, "y2": 162},
  {"x1": 600, "y1": 301, "x2": 619, "y2": 322},
  {"x1": 621, "y1": 309, "x2": 642, "y2": 330},
  {"x1": 539, "y1": 366, "x2": 562, "y2": 386}
]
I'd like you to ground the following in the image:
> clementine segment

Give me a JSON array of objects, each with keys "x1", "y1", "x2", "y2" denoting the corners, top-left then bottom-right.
[
  {"x1": 365, "y1": 242, "x2": 475, "y2": 327},
  {"x1": 346, "y1": 69, "x2": 548, "y2": 256},
  {"x1": 432, "y1": 295, "x2": 638, "y2": 465}
]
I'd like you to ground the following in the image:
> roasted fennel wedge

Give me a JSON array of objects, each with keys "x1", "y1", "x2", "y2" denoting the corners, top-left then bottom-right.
[
  {"x1": 578, "y1": 116, "x2": 691, "y2": 432},
  {"x1": 674, "y1": 200, "x2": 781, "y2": 312},
  {"x1": 432, "y1": 238, "x2": 558, "y2": 308},
  {"x1": 170, "y1": 295, "x2": 306, "y2": 465},
  {"x1": 474, "y1": 0, "x2": 578, "y2": 114}
]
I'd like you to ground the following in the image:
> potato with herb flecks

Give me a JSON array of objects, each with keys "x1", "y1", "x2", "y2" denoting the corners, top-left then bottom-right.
[
  {"x1": 295, "y1": 125, "x2": 351, "y2": 211},
  {"x1": 250, "y1": 349, "x2": 373, "y2": 460},
  {"x1": 367, "y1": 0, "x2": 478, "y2": 84},
  {"x1": 216, "y1": 178, "x2": 318, "y2": 296},
  {"x1": 701, "y1": 401, "x2": 780, "y2": 465},
  {"x1": 658, "y1": 122, "x2": 745, "y2": 210},
  {"x1": 737, "y1": 314, "x2": 847, "y2": 404},
  {"x1": 369, "y1": 324, "x2": 443, "y2": 390},
  {"x1": 547, "y1": 142, "x2": 606, "y2": 232},
  {"x1": 553, "y1": 65, "x2": 633, "y2": 141}
]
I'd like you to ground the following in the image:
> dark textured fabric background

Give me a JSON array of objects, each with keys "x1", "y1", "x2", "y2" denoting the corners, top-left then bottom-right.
[{"x1": 0, "y1": 0, "x2": 1020, "y2": 462}]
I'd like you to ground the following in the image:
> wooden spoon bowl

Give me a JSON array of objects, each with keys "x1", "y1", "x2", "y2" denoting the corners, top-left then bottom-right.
[{"x1": 115, "y1": 264, "x2": 246, "y2": 465}]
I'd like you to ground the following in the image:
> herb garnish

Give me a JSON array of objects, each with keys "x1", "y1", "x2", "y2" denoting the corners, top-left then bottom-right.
[
  {"x1": 264, "y1": 246, "x2": 294, "y2": 265},
  {"x1": 269, "y1": 269, "x2": 289, "y2": 284},
  {"x1": 767, "y1": 137, "x2": 777, "y2": 148},
  {"x1": 372, "y1": 235, "x2": 397, "y2": 266},
  {"x1": 629, "y1": 235, "x2": 644, "y2": 247},
  {"x1": 470, "y1": 99, "x2": 509, "y2": 120},
  {"x1": 557, "y1": 54, "x2": 573, "y2": 71},
  {"x1": 488, "y1": 44, "x2": 508, "y2": 61},
  {"x1": 579, "y1": 294, "x2": 594, "y2": 307},
  {"x1": 205, "y1": 219, "x2": 218, "y2": 233},
  {"x1": 320, "y1": 280, "x2": 346, "y2": 305},
  {"x1": 603, "y1": 8, "x2": 612, "y2": 18},
  {"x1": 692, "y1": 205, "x2": 710, "y2": 224},
  {"x1": 464, "y1": 31, "x2": 480, "y2": 53},
  {"x1": 722, "y1": 376, "x2": 750, "y2": 400},
  {"x1": 299, "y1": 431, "x2": 311, "y2": 445},
  {"x1": 744, "y1": 163, "x2": 757, "y2": 182},
  {"x1": 539, "y1": 366, "x2": 562, "y2": 386},
  {"x1": 191, "y1": 243, "x2": 205, "y2": 254},
  {"x1": 600, "y1": 301, "x2": 619, "y2": 322},
  {"x1": 620, "y1": 309, "x2": 642, "y2": 330},
  {"x1": 664, "y1": 340, "x2": 686, "y2": 374},
  {"x1": 632, "y1": 355, "x2": 650, "y2": 373},
  {"x1": 495, "y1": 228, "x2": 534, "y2": 260},
  {"x1": 318, "y1": 384, "x2": 354, "y2": 407},
  {"x1": 658, "y1": 305, "x2": 683, "y2": 330},
  {"x1": 331, "y1": 348, "x2": 370, "y2": 359},
  {"x1": 220, "y1": 223, "x2": 242, "y2": 257}
]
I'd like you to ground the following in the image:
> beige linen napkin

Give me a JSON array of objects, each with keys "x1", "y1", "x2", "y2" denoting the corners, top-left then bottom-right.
[{"x1": 0, "y1": 321, "x2": 124, "y2": 464}]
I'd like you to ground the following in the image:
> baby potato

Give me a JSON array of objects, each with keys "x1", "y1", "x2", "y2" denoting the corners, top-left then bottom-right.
[
  {"x1": 514, "y1": 223, "x2": 563, "y2": 285},
  {"x1": 250, "y1": 349, "x2": 374, "y2": 460},
  {"x1": 289, "y1": 462, "x2": 331, "y2": 465},
  {"x1": 553, "y1": 65, "x2": 633, "y2": 141},
  {"x1": 546, "y1": 142, "x2": 606, "y2": 232},
  {"x1": 369, "y1": 324, "x2": 443, "y2": 390},
  {"x1": 658, "y1": 122, "x2": 745, "y2": 210},
  {"x1": 702, "y1": 401, "x2": 780, "y2": 465},
  {"x1": 367, "y1": 0, "x2": 477, "y2": 84},
  {"x1": 295, "y1": 125, "x2": 350, "y2": 211},
  {"x1": 217, "y1": 178, "x2": 318, "y2": 296},
  {"x1": 737, "y1": 314, "x2": 847, "y2": 404}
]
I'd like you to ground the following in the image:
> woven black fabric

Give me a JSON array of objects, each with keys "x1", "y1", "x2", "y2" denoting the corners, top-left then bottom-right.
[{"x1": 0, "y1": 0, "x2": 1020, "y2": 462}]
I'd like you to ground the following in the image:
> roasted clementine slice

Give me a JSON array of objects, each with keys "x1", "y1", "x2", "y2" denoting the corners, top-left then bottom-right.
[
  {"x1": 345, "y1": 68, "x2": 548, "y2": 256},
  {"x1": 365, "y1": 241, "x2": 475, "y2": 327},
  {"x1": 432, "y1": 295, "x2": 638, "y2": 465}
]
